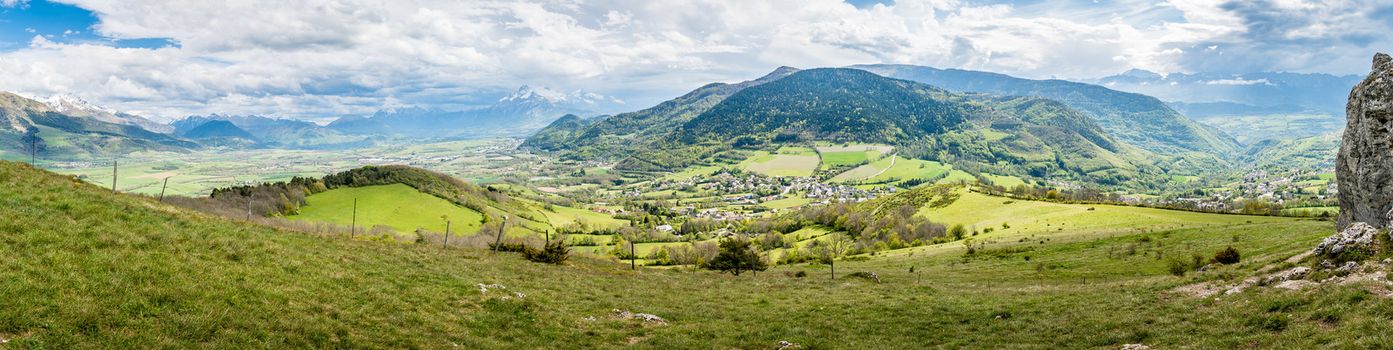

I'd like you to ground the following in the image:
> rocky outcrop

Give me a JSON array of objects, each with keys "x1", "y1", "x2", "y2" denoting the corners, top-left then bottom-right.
[
  {"x1": 1337, "y1": 53, "x2": 1393, "y2": 230},
  {"x1": 1312, "y1": 222, "x2": 1380, "y2": 257}
]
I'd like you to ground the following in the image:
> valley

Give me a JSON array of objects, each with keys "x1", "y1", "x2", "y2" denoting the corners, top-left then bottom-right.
[
  {"x1": 2, "y1": 160, "x2": 1371, "y2": 348},
  {"x1": 0, "y1": 5, "x2": 1381, "y2": 345}
]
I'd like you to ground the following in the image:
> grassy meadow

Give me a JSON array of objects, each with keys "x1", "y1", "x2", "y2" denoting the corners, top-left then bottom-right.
[
  {"x1": 6, "y1": 161, "x2": 1391, "y2": 349},
  {"x1": 288, "y1": 183, "x2": 485, "y2": 234}
]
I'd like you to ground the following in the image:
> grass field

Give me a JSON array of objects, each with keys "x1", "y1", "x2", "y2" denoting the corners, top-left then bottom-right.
[
  {"x1": 1281, "y1": 206, "x2": 1339, "y2": 217},
  {"x1": 936, "y1": 169, "x2": 976, "y2": 185},
  {"x1": 761, "y1": 196, "x2": 814, "y2": 210},
  {"x1": 920, "y1": 189, "x2": 1290, "y2": 243},
  {"x1": 11, "y1": 161, "x2": 1392, "y2": 349},
  {"x1": 816, "y1": 144, "x2": 892, "y2": 169},
  {"x1": 741, "y1": 148, "x2": 820, "y2": 177},
  {"x1": 981, "y1": 173, "x2": 1027, "y2": 188},
  {"x1": 831, "y1": 156, "x2": 951, "y2": 185},
  {"x1": 288, "y1": 184, "x2": 485, "y2": 234},
  {"x1": 542, "y1": 205, "x2": 628, "y2": 229}
]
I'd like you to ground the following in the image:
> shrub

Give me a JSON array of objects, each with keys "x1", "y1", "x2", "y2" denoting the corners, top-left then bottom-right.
[
  {"x1": 523, "y1": 239, "x2": 570, "y2": 264},
  {"x1": 1213, "y1": 246, "x2": 1241, "y2": 265},
  {"x1": 489, "y1": 241, "x2": 530, "y2": 253},
  {"x1": 1166, "y1": 258, "x2": 1190, "y2": 276}
]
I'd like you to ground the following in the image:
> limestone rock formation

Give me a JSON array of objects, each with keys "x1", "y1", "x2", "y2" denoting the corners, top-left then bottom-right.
[
  {"x1": 1312, "y1": 222, "x2": 1379, "y2": 257},
  {"x1": 1336, "y1": 53, "x2": 1393, "y2": 230}
]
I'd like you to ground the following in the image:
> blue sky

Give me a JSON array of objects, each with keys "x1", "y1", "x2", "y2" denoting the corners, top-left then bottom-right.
[
  {"x1": 0, "y1": 0, "x2": 173, "y2": 50},
  {"x1": 0, "y1": 0, "x2": 1388, "y2": 122}
]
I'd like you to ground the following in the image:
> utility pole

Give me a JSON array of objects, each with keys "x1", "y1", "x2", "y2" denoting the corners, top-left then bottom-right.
[
  {"x1": 442, "y1": 220, "x2": 451, "y2": 248},
  {"x1": 350, "y1": 198, "x2": 358, "y2": 238},
  {"x1": 111, "y1": 159, "x2": 118, "y2": 193},
  {"x1": 493, "y1": 215, "x2": 509, "y2": 252},
  {"x1": 158, "y1": 177, "x2": 169, "y2": 202}
]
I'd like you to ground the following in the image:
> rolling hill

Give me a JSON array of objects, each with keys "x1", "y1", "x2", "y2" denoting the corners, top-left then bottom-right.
[
  {"x1": 3, "y1": 160, "x2": 1373, "y2": 348},
  {"x1": 288, "y1": 183, "x2": 486, "y2": 234}
]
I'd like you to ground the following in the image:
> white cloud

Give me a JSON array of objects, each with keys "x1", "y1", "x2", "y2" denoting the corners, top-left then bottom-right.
[{"x1": 0, "y1": 0, "x2": 1384, "y2": 121}]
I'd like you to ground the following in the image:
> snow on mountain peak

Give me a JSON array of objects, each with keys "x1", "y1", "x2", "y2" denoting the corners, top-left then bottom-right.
[
  {"x1": 44, "y1": 94, "x2": 118, "y2": 116},
  {"x1": 499, "y1": 85, "x2": 624, "y2": 107}
]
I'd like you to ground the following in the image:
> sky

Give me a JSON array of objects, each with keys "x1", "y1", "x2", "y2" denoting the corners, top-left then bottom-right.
[{"x1": 0, "y1": 0, "x2": 1389, "y2": 122}]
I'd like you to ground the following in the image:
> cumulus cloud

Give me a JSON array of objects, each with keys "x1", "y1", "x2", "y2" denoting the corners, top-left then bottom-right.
[{"x1": 0, "y1": 0, "x2": 1385, "y2": 121}]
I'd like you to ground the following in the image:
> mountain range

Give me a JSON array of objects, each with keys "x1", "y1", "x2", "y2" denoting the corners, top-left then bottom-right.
[
  {"x1": 328, "y1": 85, "x2": 625, "y2": 138},
  {"x1": 1096, "y1": 69, "x2": 1361, "y2": 117},
  {"x1": 0, "y1": 92, "x2": 195, "y2": 160},
  {"x1": 524, "y1": 66, "x2": 1185, "y2": 188},
  {"x1": 848, "y1": 64, "x2": 1240, "y2": 156}
]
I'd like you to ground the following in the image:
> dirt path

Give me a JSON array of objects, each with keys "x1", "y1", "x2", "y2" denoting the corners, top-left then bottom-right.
[{"x1": 865, "y1": 154, "x2": 897, "y2": 179}]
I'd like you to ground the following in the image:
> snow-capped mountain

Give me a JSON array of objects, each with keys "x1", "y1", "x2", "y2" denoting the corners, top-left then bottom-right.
[
  {"x1": 42, "y1": 94, "x2": 173, "y2": 133},
  {"x1": 499, "y1": 85, "x2": 626, "y2": 110}
]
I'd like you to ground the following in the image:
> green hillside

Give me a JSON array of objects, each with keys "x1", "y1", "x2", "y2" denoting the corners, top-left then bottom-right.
[
  {"x1": 0, "y1": 93, "x2": 196, "y2": 160},
  {"x1": 10, "y1": 161, "x2": 1393, "y2": 348},
  {"x1": 528, "y1": 68, "x2": 1173, "y2": 189},
  {"x1": 851, "y1": 64, "x2": 1240, "y2": 156},
  {"x1": 288, "y1": 183, "x2": 485, "y2": 234}
]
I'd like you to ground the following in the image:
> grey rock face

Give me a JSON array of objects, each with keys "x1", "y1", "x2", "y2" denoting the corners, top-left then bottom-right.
[
  {"x1": 1312, "y1": 222, "x2": 1379, "y2": 257},
  {"x1": 1337, "y1": 53, "x2": 1393, "y2": 230}
]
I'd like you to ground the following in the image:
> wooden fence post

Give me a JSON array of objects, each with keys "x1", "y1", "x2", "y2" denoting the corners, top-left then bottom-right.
[
  {"x1": 493, "y1": 216, "x2": 509, "y2": 252},
  {"x1": 350, "y1": 198, "x2": 358, "y2": 238},
  {"x1": 443, "y1": 220, "x2": 451, "y2": 248},
  {"x1": 111, "y1": 159, "x2": 118, "y2": 193},
  {"x1": 158, "y1": 177, "x2": 169, "y2": 202}
]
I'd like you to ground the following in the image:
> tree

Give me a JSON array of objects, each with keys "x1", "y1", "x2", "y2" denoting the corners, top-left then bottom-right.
[
  {"x1": 811, "y1": 235, "x2": 853, "y2": 280},
  {"x1": 706, "y1": 237, "x2": 767, "y2": 276}
]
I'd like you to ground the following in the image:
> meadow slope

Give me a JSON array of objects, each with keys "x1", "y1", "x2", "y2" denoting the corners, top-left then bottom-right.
[{"x1": 4, "y1": 161, "x2": 1391, "y2": 349}]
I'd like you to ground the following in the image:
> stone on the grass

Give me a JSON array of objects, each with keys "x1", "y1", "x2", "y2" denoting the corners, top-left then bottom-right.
[{"x1": 1312, "y1": 222, "x2": 1379, "y2": 257}]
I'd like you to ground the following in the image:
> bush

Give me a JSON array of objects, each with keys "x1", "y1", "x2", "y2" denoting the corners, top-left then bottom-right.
[
  {"x1": 489, "y1": 241, "x2": 531, "y2": 253},
  {"x1": 1167, "y1": 258, "x2": 1190, "y2": 276},
  {"x1": 1213, "y1": 246, "x2": 1241, "y2": 265},
  {"x1": 523, "y1": 239, "x2": 570, "y2": 264}
]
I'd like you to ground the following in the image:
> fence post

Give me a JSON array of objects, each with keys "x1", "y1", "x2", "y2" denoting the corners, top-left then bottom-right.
[
  {"x1": 493, "y1": 216, "x2": 509, "y2": 252},
  {"x1": 443, "y1": 220, "x2": 451, "y2": 248},
  {"x1": 111, "y1": 159, "x2": 118, "y2": 193},
  {"x1": 158, "y1": 177, "x2": 169, "y2": 202},
  {"x1": 351, "y1": 198, "x2": 358, "y2": 238}
]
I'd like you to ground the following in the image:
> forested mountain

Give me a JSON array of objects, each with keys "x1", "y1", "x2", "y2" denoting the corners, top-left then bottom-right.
[
  {"x1": 676, "y1": 68, "x2": 971, "y2": 144},
  {"x1": 520, "y1": 66, "x2": 799, "y2": 158},
  {"x1": 528, "y1": 68, "x2": 1165, "y2": 186},
  {"x1": 849, "y1": 64, "x2": 1240, "y2": 156},
  {"x1": 0, "y1": 92, "x2": 195, "y2": 159}
]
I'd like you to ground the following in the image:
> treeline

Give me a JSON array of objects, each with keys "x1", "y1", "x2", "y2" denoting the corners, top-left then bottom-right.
[{"x1": 169, "y1": 176, "x2": 327, "y2": 219}]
